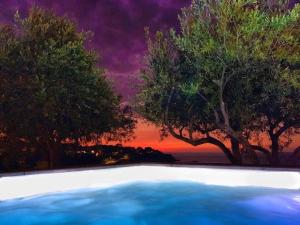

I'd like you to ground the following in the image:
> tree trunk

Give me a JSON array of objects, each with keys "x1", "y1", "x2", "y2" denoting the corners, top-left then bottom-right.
[
  {"x1": 271, "y1": 136, "x2": 280, "y2": 166},
  {"x1": 48, "y1": 146, "x2": 54, "y2": 169},
  {"x1": 224, "y1": 129, "x2": 259, "y2": 164},
  {"x1": 231, "y1": 138, "x2": 242, "y2": 165},
  {"x1": 46, "y1": 139, "x2": 54, "y2": 169},
  {"x1": 218, "y1": 98, "x2": 259, "y2": 164}
]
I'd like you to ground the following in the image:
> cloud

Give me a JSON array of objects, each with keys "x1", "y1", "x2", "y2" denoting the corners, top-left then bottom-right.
[{"x1": 0, "y1": 0, "x2": 189, "y2": 100}]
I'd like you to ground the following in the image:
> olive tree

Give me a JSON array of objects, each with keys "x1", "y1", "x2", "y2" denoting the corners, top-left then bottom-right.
[{"x1": 137, "y1": 0, "x2": 300, "y2": 165}]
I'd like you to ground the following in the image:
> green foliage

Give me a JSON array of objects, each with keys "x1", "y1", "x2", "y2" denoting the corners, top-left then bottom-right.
[
  {"x1": 0, "y1": 7, "x2": 134, "y2": 169},
  {"x1": 138, "y1": 0, "x2": 300, "y2": 164}
]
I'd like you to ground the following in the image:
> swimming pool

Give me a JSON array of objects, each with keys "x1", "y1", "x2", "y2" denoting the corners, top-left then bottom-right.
[{"x1": 0, "y1": 165, "x2": 299, "y2": 225}]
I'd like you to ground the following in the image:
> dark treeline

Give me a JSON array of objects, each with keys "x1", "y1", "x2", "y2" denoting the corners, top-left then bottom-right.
[
  {"x1": 62, "y1": 144, "x2": 176, "y2": 167},
  {"x1": 0, "y1": 143, "x2": 176, "y2": 172}
]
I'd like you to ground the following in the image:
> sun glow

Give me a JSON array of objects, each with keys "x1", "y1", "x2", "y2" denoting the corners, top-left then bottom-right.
[{"x1": 119, "y1": 119, "x2": 300, "y2": 153}]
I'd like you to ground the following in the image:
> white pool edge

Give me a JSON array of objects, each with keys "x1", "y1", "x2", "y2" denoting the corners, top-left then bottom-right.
[{"x1": 0, "y1": 165, "x2": 299, "y2": 201}]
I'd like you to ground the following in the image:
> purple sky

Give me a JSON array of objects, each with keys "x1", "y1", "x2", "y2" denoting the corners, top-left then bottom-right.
[
  {"x1": 1, "y1": 0, "x2": 299, "y2": 100},
  {"x1": 0, "y1": 0, "x2": 189, "y2": 100}
]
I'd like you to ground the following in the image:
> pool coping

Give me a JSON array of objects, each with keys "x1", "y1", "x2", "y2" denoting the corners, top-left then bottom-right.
[
  {"x1": 1, "y1": 163, "x2": 300, "y2": 178},
  {"x1": 0, "y1": 164, "x2": 299, "y2": 201}
]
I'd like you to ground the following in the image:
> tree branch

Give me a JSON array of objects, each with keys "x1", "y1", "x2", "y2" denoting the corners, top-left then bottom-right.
[
  {"x1": 275, "y1": 120, "x2": 299, "y2": 138},
  {"x1": 250, "y1": 145, "x2": 270, "y2": 155},
  {"x1": 164, "y1": 87, "x2": 237, "y2": 164},
  {"x1": 250, "y1": 145, "x2": 271, "y2": 162}
]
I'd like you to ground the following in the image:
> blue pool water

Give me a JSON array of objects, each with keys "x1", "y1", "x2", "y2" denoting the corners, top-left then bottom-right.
[{"x1": 0, "y1": 182, "x2": 299, "y2": 225}]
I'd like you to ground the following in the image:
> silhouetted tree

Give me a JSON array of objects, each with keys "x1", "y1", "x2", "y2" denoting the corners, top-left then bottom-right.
[{"x1": 0, "y1": 7, "x2": 134, "y2": 169}]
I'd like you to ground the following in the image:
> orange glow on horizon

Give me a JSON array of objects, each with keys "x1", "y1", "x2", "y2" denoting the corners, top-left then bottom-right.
[
  {"x1": 107, "y1": 119, "x2": 300, "y2": 154},
  {"x1": 122, "y1": 119, "x2": 219, "y2": 153}
]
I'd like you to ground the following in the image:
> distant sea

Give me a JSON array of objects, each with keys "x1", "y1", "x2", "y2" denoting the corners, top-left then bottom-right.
[
  {"x1": 169, "y1": 151, "x2": 299, "y2": 166},
  {"x1": 170, "y1": 151, "x2": 230, "y2": 164}
]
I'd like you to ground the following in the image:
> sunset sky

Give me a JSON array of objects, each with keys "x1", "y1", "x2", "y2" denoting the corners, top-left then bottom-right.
[{"x1": 0, "y1": 0, "x2": 299, "y2": 153}]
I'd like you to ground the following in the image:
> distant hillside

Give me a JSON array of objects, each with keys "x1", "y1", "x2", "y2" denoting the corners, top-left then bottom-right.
[{"x1": 61, "y1": 144, "x2": 176, "y2": 167}]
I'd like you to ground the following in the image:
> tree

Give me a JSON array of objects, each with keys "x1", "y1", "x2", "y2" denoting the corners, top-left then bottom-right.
[
  {"x1": 0, "y1": 7, "x2": 134, "y2": 169},
  {"x1": 234, "y1": 0, "x2": 300, "y2": 165},
  {"x1": 245, "y1": 60, "x2": 300, "y2": 165},
  {"x1": 137, "y1": 0, "x2": 300, "y2": 165},
  {"x1": 136, "y1": 29, "x2": 241, "y2": 164}
]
